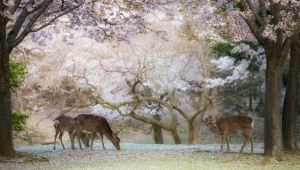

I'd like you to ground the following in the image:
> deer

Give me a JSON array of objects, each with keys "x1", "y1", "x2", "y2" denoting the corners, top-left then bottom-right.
[
  {"x1": 74, "y1": 114, "x2": 121, "y2": 150},
  {"x1": 203, "y1": 115, "x2": 254, "y2": 153},
  {"x1": 53, "y1": 115, "x2": 90, "y2": 150}
]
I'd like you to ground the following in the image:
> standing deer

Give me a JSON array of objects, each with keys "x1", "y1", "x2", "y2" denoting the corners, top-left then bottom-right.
[
  {"x1": 53, "y1": 115, "x2": 90, "y2": 150},
  {"x1": 74, "y1": 114, "x2": 121, "y2": 150},
  {"x1": 204, "y1": 115, "x2": 254, "y2": 153}
]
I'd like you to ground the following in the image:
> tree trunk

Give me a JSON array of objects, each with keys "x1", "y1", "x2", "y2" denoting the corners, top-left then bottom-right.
[
  {"x1": 153, "y1": 115, "x2": 163, "y2": 144},
  {"x1": 153, "y1": 125, "x2": 163, "y2": 144},
  {"x1": 187, "y1": 115, "x2": 203, "y2": 144},
  {"x1": 129, "y1": 112, "x2": 180, "y2": 144},
  {"x1": 0, "y1": 16, "x2": 15, "y2": 157},
  {"x1": 264, "y1": 54, "x2": 284, "y2": 156},
  {"x1": 282, "y1": 34, "x2": 300, "y2": 152},
  {"x1": 171, "y1": 130, "x2": 181, "y2": 144},
  {"x1": 187, "y1": 121, "x2": 196, "y2": 144}
]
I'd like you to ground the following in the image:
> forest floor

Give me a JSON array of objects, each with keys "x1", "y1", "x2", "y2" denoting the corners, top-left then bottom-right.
[{"x1": 1, "y1": 143, "x2": 300, "y2": 170}]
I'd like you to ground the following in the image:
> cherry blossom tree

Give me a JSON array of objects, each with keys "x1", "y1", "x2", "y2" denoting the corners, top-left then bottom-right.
[
  {"x1": 0, "y1": 0, "x2": 84, "y2": 157},
  {"x1": 213, "y1": 0, "x2": 300, "y2": 156},
  {"x1": 207, "y1": 41, "x2": 265, "y2": 114},
  {"x1": 0, "y1": 0, "x2": 167, "y2": 157}
]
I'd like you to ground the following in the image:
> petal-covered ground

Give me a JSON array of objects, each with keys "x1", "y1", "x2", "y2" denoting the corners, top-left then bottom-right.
[{"x1": 1, "y1": 143, "x2": 299, "y2": 170}]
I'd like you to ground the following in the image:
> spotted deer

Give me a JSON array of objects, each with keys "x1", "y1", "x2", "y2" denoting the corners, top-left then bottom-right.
[
  {"x1": 53, "y1": 115, "x2": 90, "y2": 150},
  {"x1": 74, "y1": 114, "x2": 121, "y2": 150},
  {"x1": 204, "y1": 115, "x2": 254, "y2": 153}
]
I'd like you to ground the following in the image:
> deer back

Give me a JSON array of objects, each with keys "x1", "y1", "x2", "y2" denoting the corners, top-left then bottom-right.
[
  {"x1": 216, "y1": 116, "x2": 253, "y2": 134},
  {"x1": 74, "y1": 114, "x2": 120, "y2": 150},
  {"x1": 74, "y1": 114, "x2": 113, "y2": 134},
  {"x1": 205, "y1": 115, "x2": 253, "y2": 135},
  {"x1": 54, "y1": 115, "x2": 75, "y2": 132}
]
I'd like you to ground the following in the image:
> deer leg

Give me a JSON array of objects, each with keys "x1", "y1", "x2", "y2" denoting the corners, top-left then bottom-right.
[
  {"x1": 100, "y1": 133, "x2": 106, "y2": 150},
  {"x1": 82, "y1": 133, "x2": 90, "y2": 148},
  {"x1": 220, "y1": 134, "x2": 225, "y2": 152},
  {"x1": 76, "y1": 130, "x2": 83, "y2": 150},
  {"x1": 69, "y1": 131, "x2": 75, "y2": 150},
  {"x1": 249, "y1": 132, "x2": 254, "y2": 154},
  {"x1": 86, "y1": 136, "x2": 90, "y2": 147},
  {"x1": 240, "y1": 134, "x2": 248, "y2": 153},
  {"x1": 59, "y1": 132, "x2": 65, "y2": 150},
  {"x1": 226, "y1": 134, "x2": 230, "y2": 152},
  {"x1": 90, "y1": 132, "x2": 96, "y2": 150},
  {"x1": 53, "y1": 129, "x2": 59, "y2": 150}
]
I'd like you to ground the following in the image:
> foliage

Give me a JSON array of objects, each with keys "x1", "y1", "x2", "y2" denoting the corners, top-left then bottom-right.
[
  {"x1": 209, "y1": 41, "x2": 265, "y2": 113},
  {"x1": 211, "y1": 40, "x2": 264, "y2": 74},
  {"x1": 12, "y1": 112, "x2": 29, "y2": 132},
  {"x1": 212, "y1": 42, "x2": 233, "y2": 57},
  {"x1": 9, "y1": 59, "x2": 27, "y2": 88}
]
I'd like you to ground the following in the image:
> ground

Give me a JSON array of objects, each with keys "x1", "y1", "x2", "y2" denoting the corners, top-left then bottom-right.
[{"x1": 1, "y1": 143, "x2": 300, "y2": 170}]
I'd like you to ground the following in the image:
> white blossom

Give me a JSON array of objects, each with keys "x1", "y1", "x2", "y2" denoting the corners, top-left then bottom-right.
[{"x1": 210, "y1": 56, "x2": 234, "y2": 71}]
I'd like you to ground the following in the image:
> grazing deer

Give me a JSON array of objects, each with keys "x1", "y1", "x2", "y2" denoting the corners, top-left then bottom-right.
[
  {"x1": 74, "y1": 114, "x2": 121, "y2": 150},
  {"x1": 53, "y1": 115, "x2": 90, "y2": 150},
  {"x1": 204, "y1": 115, "x2": 254, "y2": 153}
]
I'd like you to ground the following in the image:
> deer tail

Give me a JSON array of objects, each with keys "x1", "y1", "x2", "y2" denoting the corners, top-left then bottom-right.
[
  {"x1": 251, "y1": 120, "x2": 254, "y2": 129},
  {"x1": 53, "y1": 120, "x2": 60, "y2": 127}
]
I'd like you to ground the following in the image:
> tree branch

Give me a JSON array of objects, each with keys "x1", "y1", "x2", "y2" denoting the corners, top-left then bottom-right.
[
  {"x1": 258, "y1": 0, "x2": 267, "y2": 22},
  {"x1": 239, "y1": 0, "x2": 268, "y2": 44},
  {"x1": 7, "y1": 0, "x2": 53, "y2": 49},
  {"x1": 9, "y1": 0, "x2": 21, "y2": 15},
  {"x1": 245, "y1": 0, "x2": 265, "y2": 26},
  {"x1": 30, "y1": 5, "x2": 79, "y2": 32}
]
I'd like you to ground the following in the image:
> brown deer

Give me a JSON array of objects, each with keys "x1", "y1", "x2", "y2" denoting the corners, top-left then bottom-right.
[
  {"x1": 53, "y1": 115, "x2": 90, "y2": 150},
  {"x1": 74, "y1": 114, "x2": 120, "y2": 150},
  {"x1": 204, "y1": 115, "x2": 254, "y2": 153}
]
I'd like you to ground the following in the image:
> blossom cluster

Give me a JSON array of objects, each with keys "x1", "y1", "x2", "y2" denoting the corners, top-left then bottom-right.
[{"x1": 206, "y1": 42, "x2": 265, "y2": 88}]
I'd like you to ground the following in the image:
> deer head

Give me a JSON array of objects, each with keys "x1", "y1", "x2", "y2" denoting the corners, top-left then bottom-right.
[{"x1": 111, "y1": 133, "x2": 120, "y2": 150}]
